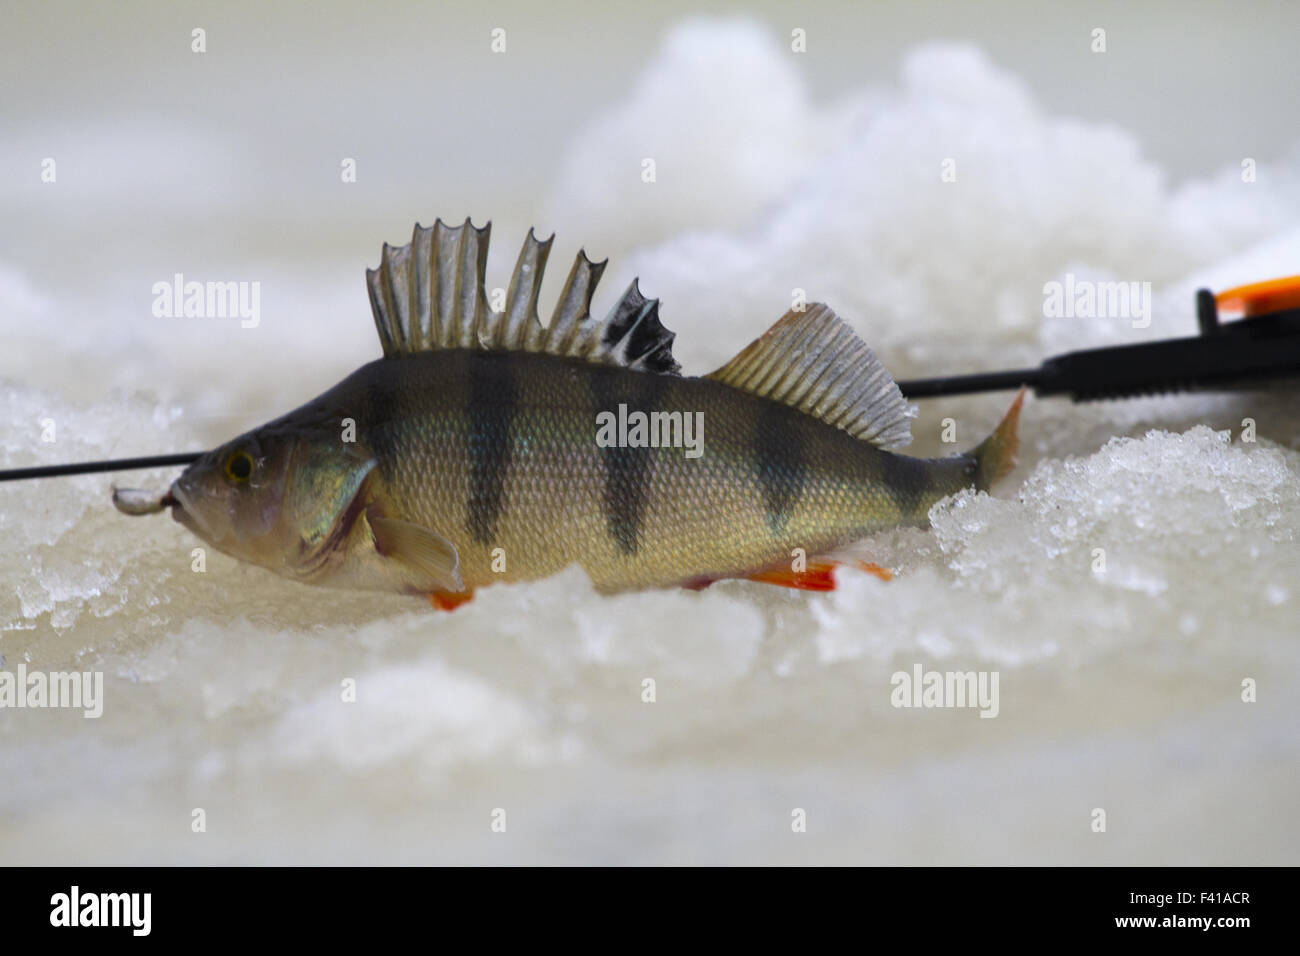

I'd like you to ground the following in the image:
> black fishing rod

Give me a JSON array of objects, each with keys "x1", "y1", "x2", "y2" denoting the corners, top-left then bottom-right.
[
  {"x1": 897, "y1": 288, "x2": 1300, "y2": 399},
  {"x1": 3, "y1": 281, "x2": 1299, "y2": 483}
]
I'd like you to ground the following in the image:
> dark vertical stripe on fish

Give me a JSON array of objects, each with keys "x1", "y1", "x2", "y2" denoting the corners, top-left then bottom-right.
[
  {"x1": 884, "y1": 451, "x2": 945, "y2": 520},
  {"x1": 466, "y1": 353, "x2": 516, "y2": 544},
  {"x1": 590, "y1": 370, "x2": 666, "y2": 555},
  {"x1": 363, "y1": 361, "x2": 400, "y2": 477},
  {"x1": 754, "y1": 398, "x2": 806, "y2": 534}
]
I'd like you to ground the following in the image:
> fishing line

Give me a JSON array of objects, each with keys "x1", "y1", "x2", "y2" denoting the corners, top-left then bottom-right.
[{"x1": 0, "y1": 453, "x2": 202, "y2": 482}]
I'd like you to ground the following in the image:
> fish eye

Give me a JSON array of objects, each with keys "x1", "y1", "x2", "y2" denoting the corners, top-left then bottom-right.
[{"x1": 224, "y1": 450, "x2": 254, "y2": 483}]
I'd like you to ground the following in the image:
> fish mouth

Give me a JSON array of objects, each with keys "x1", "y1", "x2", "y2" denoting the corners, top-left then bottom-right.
[{"x1": 167, "y1": 482, "x2": 214, "y2": 538}]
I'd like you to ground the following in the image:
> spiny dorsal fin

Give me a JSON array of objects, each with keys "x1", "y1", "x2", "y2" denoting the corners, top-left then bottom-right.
[
  {"x1": 367, "y1": 219, "x2": 680, "y2": 375},
  {"x1": 705, "y1": 304, "x2": 915, "y2": 449}
]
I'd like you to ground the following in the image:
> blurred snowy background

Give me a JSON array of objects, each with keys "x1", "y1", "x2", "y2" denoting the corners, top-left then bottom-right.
[{"x1": 2, "y1": 1, "x2": 1298, "y2": 863}]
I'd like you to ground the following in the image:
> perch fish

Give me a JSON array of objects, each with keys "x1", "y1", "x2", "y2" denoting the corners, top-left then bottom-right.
[{"x1": 115, "y1": 219, "x2": 1023, "y2": 608}]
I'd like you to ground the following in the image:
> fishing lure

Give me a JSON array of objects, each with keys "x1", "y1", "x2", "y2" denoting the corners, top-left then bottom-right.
[{"x1": 114, "y1": 219, "x2": 1023, "y2": 607}]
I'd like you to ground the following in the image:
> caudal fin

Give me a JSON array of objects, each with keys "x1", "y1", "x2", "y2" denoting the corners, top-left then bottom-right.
[{"x1": 972, "y1": 387, "x2": 1026, "y2": 491}]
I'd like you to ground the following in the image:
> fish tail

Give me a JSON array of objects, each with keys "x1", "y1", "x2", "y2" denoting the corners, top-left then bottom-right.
[{"x1": 971, "y1": 387, "x2": 1026, "y2": 491}]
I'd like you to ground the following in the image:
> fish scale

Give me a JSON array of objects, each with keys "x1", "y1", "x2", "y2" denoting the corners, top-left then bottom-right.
[{"x1": 319, "y1": 348, "x2": 1000, "y2": 593}]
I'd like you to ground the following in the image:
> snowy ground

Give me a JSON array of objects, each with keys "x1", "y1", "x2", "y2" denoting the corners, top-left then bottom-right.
[{"x1": 2, "y1": 8, "x2": 1298, "y2": 864}]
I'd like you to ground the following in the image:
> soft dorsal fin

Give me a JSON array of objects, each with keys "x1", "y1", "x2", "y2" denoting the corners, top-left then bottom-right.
[
  {"x1": 706, "y1": 304, "x2": 915, "y2": 449},
  {"x1": 366, "y1": 219, "x2": 680, "y2": 375}
]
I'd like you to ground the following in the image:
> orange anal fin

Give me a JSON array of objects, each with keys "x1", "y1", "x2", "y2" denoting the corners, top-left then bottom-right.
[
  {"x1": 853, "y1": 560, "x2": 894, "y2": 582},
  {"x1": 430, "y1": 589, "x2": 475, "y2": 612},
  {"x1": 747, "y1": 565, "x2": 836, "y2": 591},
  {"x1": 745, "y1": 560, "x2": 892, "y2": 592}
]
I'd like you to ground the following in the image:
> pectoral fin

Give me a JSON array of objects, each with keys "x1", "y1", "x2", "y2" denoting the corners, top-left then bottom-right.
[{"x1": 367, "y1": 513, "x2": 464, "y2": 594}]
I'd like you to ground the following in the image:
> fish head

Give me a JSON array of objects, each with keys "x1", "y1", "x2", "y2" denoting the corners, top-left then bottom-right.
[{"x1": 168, "y1": 420, "x2": 376, "y2": 578}]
